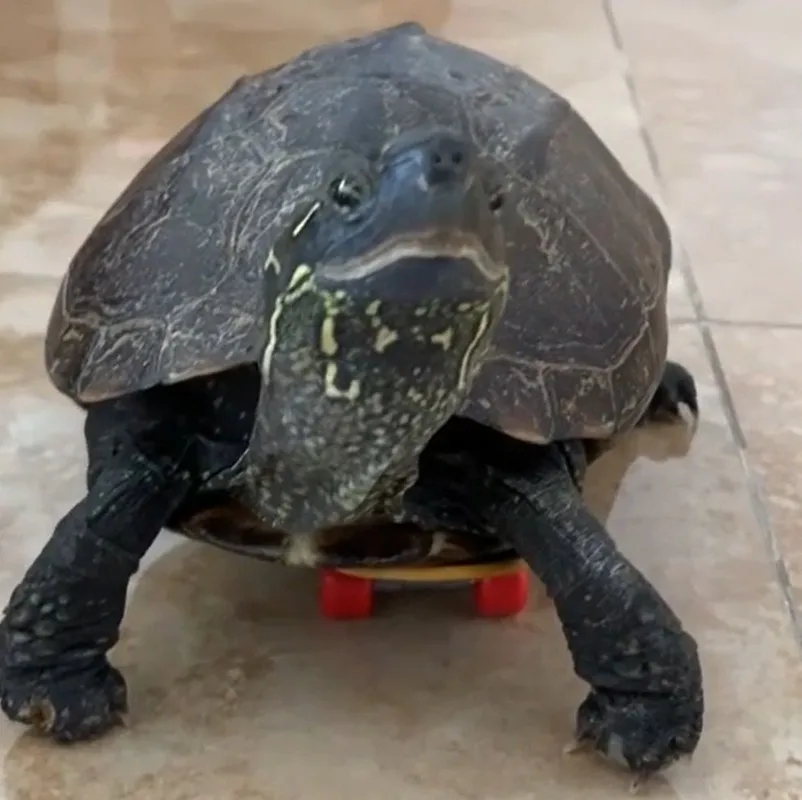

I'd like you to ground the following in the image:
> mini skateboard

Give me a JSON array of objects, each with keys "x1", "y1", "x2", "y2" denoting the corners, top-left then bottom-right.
[{"x1": 318, "y1": 558, "x2": 539, "y2": 620}]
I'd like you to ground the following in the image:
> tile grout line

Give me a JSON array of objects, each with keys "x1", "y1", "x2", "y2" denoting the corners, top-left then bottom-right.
[
  {"x1": 670, "y1": 317, "x2": 802, "y2": 330},
  {"x1": 601, "y1": 0, "x2": 802, "y2": 648}
]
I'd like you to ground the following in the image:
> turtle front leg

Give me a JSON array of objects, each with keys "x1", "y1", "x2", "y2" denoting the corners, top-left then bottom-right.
[
  {"x1": 406, "y1": 421, "x2": 703, "y2": 782},
  {"x1": 0, "y1": 391, "x2": 196, "y2": 742},
  {"x1": 506, "y1": 441, "x2": 703, "y2": 781}
]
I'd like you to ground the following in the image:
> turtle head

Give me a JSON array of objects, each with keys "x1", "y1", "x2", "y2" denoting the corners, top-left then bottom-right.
[{"x1": 252, "y1": 127, "x2": 509, "y2": 534}]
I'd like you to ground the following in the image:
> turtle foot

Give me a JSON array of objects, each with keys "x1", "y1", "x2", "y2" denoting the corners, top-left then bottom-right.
[
  {"x1": 641, "y1": 360, "x2": 698, "y2": 427},
  {"x1": 1, "y1": 654, "x2": 128, "y2": 742},
  {"x1": 571, "y1": 686, "x2": 701, "y2": 780}
]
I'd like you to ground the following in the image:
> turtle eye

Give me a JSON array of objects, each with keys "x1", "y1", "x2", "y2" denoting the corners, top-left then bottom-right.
[{"x1": 328, "y1": 173, "x2": 370, "y2": 215}]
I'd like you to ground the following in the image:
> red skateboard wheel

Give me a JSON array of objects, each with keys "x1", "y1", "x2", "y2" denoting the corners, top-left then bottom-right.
[
  {"x1": 319, "y1": 568, "x2": 374, "y2": 619},
  {"x1": 473, "y1": 569, "x2": 529, "y2": 617}
]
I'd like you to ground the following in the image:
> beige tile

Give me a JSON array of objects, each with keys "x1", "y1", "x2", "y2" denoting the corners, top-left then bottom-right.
[
  {"x1": 712, "y1": 326, "x2": 802, "y2": 614},
  {"x1": 612, "y1": 0, "x2": 802, "y2": 324}
]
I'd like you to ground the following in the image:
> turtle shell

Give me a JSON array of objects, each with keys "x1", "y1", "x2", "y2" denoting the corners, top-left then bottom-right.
[{"x1": 46, "y1": 21, "x2": 670, "y2": 443}]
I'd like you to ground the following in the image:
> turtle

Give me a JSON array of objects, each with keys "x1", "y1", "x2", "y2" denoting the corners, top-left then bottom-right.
[{"x1": 0, "y1": 21, "x2": 702, "y2": 783}]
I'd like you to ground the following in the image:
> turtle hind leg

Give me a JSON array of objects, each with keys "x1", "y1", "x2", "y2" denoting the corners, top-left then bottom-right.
[{"x1": 639, "y1": 360, "x2": 698, "y2": 427}]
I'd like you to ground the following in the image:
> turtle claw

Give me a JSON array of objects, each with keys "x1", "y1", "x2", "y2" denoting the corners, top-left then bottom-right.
[
  {"x1": 562, "y1": 737, "x2": 591, "y2": 756},
  {"x1": 628, "y1": 759, "x2": 690, "y2": 796},
  {"x1": 628, "y1": 770, "x2": 662, "y2": 795},
  {"x1": 564, "y1": 733, "x2": 665, "y2": 794}
]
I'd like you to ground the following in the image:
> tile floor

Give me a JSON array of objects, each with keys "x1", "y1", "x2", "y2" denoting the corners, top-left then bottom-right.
[{"x1": 0, "y1": 0, "x2": 801, "y2": 797}]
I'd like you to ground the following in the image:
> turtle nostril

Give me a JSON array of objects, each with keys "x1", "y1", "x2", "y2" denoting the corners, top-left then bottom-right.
[{"x1": 426, "y1": 140, "x2": 469, "y2": 185}]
